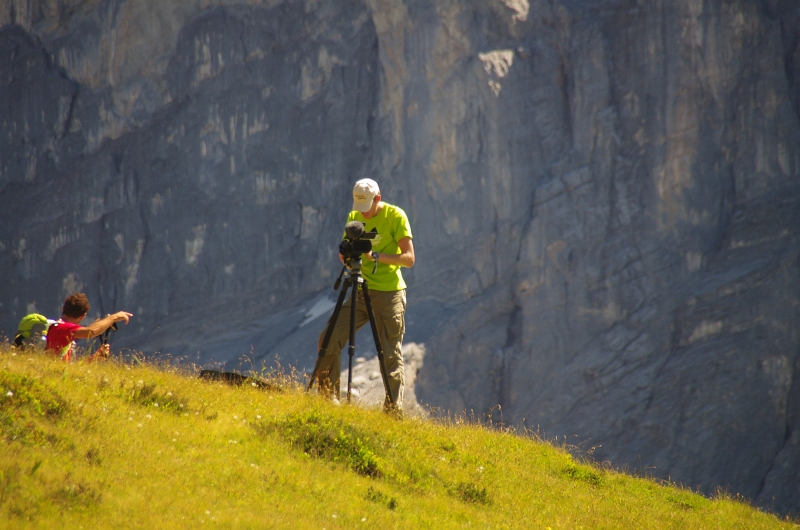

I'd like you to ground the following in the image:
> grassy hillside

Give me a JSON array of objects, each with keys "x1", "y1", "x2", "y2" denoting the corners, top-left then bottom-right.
[{"x1": 0, "y1": 343, "x2": 796, "y2": 529}]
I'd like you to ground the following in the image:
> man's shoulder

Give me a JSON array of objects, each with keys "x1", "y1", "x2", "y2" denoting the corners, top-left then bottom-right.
[
  {"x1": 50, "y1": 321, "x2": 82, "y2": 331},
  {"x1": 382, "y1": 203, "x2": 409, "y2": 220},
  {"x1": 381, "y1": 203, "x2": 412, "y2": 240}
]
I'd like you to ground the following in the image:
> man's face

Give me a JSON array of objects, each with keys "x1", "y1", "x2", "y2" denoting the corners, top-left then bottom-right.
[{"x1": 361, "y1": 195, "x2": 381, "y2": 219}]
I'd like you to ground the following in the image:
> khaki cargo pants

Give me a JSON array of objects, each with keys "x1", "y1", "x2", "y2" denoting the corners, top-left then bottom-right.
[{"x1": 314, "y1": 289, "x2": 406, "y2": 410}]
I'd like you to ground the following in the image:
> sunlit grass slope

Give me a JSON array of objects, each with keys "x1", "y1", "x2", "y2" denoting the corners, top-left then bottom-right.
[{"x1": 0, "y1": 343, "x2": 796, "y2": 529}]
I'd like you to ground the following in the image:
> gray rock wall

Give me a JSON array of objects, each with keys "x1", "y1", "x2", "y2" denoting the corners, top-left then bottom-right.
[
  {"x1": 1, "y1": 0, "x2": 382, "y2": 331},
  {"x1": 1, "y1": 0, "x2": 798, "y2": 515}
]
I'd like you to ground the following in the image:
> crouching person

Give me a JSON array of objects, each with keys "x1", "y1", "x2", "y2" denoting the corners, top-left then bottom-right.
[{"x1": 46, "y1": 293, "x2": 133, "y2": 362}]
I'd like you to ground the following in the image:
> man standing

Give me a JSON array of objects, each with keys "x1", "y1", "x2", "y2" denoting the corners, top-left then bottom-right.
[
  {"x1": 314, "y1": 178, "x2": 415, "y2": 415},
  {"x1": 46, "y1": 292, "x2": 133, "y2": 362}
]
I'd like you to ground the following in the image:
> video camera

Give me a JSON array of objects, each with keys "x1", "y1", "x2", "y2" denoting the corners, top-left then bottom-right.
[{"x1": 339, "y1": 221, "x2": 377, "y2": 261}]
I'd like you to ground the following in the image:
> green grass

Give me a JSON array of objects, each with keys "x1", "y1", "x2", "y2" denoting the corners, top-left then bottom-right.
[{"x1": 0, "y1": 343, "x2": 796, "y2": 529}]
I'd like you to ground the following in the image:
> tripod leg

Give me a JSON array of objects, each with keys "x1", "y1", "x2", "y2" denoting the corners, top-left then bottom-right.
[
  {"x1": 361, "y1": 282, "x2": 395, "y2": 407},
  {"x1": 346, "y1": 279, "x2": 359, "y2": 403},
  {"x1": 306, "y1": 278, "x2": 352, "y2": 392}
]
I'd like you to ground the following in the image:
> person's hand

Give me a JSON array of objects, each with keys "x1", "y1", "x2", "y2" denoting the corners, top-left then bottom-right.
[
  {"x1": 113, "y1": 311, "x2": 133, "y2": 324},
  {"x1": 88, "y1": 344, "x2": 110, "y2": 362}
]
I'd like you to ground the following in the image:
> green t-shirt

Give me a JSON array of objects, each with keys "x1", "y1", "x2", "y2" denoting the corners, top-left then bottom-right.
[{"x1": 345, "y1": 202, "x2": 412, "y2": 291}]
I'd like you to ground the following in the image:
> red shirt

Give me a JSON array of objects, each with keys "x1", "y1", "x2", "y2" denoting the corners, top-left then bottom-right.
[{"x1": 46, "y1": 320, "x2": 83, "y2": 361}]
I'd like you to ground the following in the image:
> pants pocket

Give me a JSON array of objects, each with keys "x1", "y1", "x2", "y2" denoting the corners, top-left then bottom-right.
[
  {"x1": 378, "y1": 291, "x2": 405, "y2": 341},
  {"x1": 383, "y1": 313, "x2": 405, "y2": 341}
]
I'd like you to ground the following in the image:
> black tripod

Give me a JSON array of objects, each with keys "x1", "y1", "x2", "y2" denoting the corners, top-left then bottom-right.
[{"x1": 306, "y1": 256, "x2": 395, "y2": 406}]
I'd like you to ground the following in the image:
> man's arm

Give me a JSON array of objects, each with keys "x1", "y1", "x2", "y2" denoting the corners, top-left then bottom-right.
[
  {"x1": 366, "y1": 237, "x2": 415, "y2": 268},
  {"x1": 72, "y1": 311, "x2": 133, "y2": 339}
]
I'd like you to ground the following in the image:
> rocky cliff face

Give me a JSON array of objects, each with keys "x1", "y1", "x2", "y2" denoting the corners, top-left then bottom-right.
[{"x1": 1, "y1": 0, "x2": 799, "y2": 515}]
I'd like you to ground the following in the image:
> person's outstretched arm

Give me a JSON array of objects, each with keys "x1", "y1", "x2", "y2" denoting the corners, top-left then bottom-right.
[{"x1": 72, "y1": 311, "x2": 133, "y2": 339}]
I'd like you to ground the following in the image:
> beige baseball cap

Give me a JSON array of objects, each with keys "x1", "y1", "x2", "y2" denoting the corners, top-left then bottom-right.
[{"x1": 352, "y1": 178, "x2": 380, "y2": 212}]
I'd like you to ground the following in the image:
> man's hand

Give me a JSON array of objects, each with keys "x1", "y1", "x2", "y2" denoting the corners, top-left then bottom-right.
[
  {"x1": 112, "y1": 311, "x2": 133, "y2": 325},
  {"x1": 88, "y1": 344, "x2": 110, "y2": 362},
  {"x1": 365, "y1": 238, "x2": 414, "y2": 268}
]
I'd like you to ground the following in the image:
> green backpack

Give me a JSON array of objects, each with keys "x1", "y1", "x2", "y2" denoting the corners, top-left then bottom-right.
[{"x1": 14, "y1": 313, "x2": 54, "y2": 348}]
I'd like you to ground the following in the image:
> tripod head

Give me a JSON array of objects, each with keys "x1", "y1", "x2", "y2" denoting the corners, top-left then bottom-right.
[{"x1": 334, "y1": 256, "x2": 364, "y2": 291}]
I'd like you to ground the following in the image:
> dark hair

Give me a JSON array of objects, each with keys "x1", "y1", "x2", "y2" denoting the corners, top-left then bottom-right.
[{"x1": 62, "y1": 293, "x2": 90, "y2": 319}]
